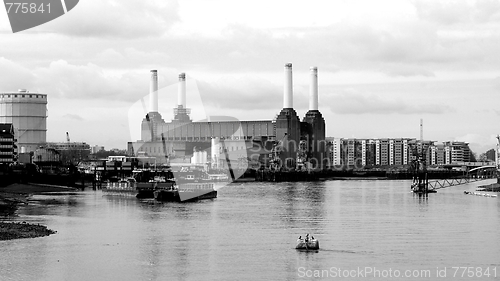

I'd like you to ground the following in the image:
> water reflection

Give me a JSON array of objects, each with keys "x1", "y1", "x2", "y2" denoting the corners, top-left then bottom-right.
[
  {"x1": 413, "y1": 192, "x2": 429, "y2": 201},
  {"x1": 413, "y1": 192, "x2": 429, "y2": 212},
  {"x1": 138, "y1": 203, "x2": 163, "y2": 281},
  {"x1": 279, "y1": 182, "x2": 326, "y2": 232},
  {"x1": 0, "y1": 181, "x2": 499, "y2": 281}
]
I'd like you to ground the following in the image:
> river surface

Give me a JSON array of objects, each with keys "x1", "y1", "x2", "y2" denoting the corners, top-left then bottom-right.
[{"x1": 1, "y1": 180, "x2": 499, "y2": 281}]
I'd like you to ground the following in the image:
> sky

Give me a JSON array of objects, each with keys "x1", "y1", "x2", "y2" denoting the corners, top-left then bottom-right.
[{"x1": 0, "y1": 0, "x2": 499, "y2": 154}]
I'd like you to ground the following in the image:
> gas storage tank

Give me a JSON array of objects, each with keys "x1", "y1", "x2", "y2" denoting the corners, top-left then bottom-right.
[{"x1": 0, "y1": 89, "x2": 47, "y2": 152}]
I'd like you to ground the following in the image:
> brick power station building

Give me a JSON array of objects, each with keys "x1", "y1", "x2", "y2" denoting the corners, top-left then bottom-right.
[{"x1": 127, "y1": 64, "x2": 328, "y2": 170}]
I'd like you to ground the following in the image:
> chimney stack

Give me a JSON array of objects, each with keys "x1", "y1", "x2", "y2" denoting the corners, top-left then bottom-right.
[
  {"x1": 309, "y1": 67, "x2": 318, "y2": 111},
  {"x1": 178, "y1": 73, "x2": 186, "y2": 108},
  {"x1": 284, "y1": 63, "x2": 293, "y2": 109},
  {"x1": 149, "y1": 70, "x2": 158, "y2": 112}
]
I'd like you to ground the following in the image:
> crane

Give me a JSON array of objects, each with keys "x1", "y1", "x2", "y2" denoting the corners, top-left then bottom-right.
[
  {"x1": 219, "y1": 138, "x2": 235, "y2": 182},
  {"x1": 296, "y1": 140, "x2": 309, "y2": 171},
  {"x1": 496, "y1": 135, "x2": 500, "y2": 170},
  {"x1": 269, "y1": 133, "x2": 287, "y2": 171},
  {"x1": 145, "y1": 114, "x2": 155, "y2": 141},
  {"x1": 161, "y1": 133, "x2": 169, "y2": 165}
]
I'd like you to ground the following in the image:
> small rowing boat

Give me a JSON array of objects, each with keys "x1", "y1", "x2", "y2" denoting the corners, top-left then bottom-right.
[{"x1": 296, "y1": 238, "x2": 319, "y2": 250}]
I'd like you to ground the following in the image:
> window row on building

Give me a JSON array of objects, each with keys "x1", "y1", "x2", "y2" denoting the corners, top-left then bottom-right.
[
  {"x1": 326, "y1": 137, "x2": 473, "y2": 168},
  {"x1": 0, "y1": 123, "x2": 16, "y2": 163},
  {"x1": 0, "y1": 94, "x2": 46, "y2": 99}
]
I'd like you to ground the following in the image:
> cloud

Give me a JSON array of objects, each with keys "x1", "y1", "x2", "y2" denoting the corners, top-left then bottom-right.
[
  {"x1": 383, "y1": 64, "x2": 436, "y2": 77},
  {"x1": 3, "y1": 2, "x2": 500, "y2": 81},
  {"x1": 474, "y1": 0, "x2": 500, "y2": 22},
  {"x1": 454, "y1": 133, "x2": 498, "y2": 154},
  {"x1": 327, "y1": 89, "x2": 452, "y2": 115},
  {"x1": 414, "y1": 1, "x2": 472, "y2": 25},
  {"x1": 414, "y1": 0, "x2": 500, "y2": 25},
  {"x1": 128, "y1": 21, "x2": 488, "y2": 77},
  {"x1": 42, "y1": 0, "x2": 180, "y2": 38},
  {"x1": 62, "y1": 113, "x2": 84, "y2": 121},
  {"x1": 0, "y1": 59, "x2": 164, "y2": 101},
  {"x1": 34, "y1": 60, "x2": 144, "y2": 100},
  {"x1": 92, "y1": 47, "x2": 171, "y2": 70},
  {"x1": 0, "y1": 58, "x2": 194, "y2": 102},
  {"x1": 196, "y1": 75, "x2": 283, "y2": 110},
  {"x1": 0, "y1": 57, "x2": 36, "y2": 91}
]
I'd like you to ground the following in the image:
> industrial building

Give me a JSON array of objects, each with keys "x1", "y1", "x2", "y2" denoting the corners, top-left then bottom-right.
[
  {"x1": 275, "y1": 65, "x2": 326, "y2": 169},
  {"x1": 33, "y1": 147, "x2": 61, "y2": 163},
  {"x1": 42, "y1": 142, "x2": 91, "y2": 164},
  {"x1": 0, "y1": 123, "x2": 16, "y2": 164},
  {"x1": 90, "y1": 145, "x2": 105, "y2": 154},
  {"x1": 128, "y1": 70, "x2": 272, "y2": 167},
  {"x1": 128, "y1": 63, "x2": 328, "y2": 170},
  {"x1": 0, "y1": 90, "x2": 47, "y2": 152}
]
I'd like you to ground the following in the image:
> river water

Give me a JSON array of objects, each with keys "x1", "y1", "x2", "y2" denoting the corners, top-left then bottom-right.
[{"x1": 1, "y1": 180, "x2": 499, "y2": 281}]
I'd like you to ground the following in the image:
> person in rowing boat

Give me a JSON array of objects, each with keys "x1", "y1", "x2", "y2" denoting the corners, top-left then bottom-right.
[
  {"x1": 305, "y1": 234, "x2": 310, "y2": 243},
  {"x1": 297, "y1": 236, "x2": 302, "y2": 242}
]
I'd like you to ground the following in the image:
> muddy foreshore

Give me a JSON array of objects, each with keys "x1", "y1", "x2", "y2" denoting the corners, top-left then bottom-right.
[
  {"x1": 0, "y1": 183, "x2": 75, "y2": 241},
  {"x1": 0, "y1": 221, "x2": 56, "y2": 240}
]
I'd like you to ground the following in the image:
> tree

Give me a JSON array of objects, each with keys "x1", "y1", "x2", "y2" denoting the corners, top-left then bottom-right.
[
  {"x1": 470, "y1": 152, "x2": 477, "y2": 162},
  {"x1": 479, "y1": 153, "x2": 488, "y2": 162}
]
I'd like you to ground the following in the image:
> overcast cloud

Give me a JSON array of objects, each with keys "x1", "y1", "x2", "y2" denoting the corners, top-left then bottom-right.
[{"x1": 0, "y1": 0, "x2": 499, "y2": 152}]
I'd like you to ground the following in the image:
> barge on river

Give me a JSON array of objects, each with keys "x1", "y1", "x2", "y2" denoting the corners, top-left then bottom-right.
[
  {"x1": 153, "y1": 183, "x2": 217, "y2": 202},
  {"x1": 102, "y1": 169, "x2": 219, "y2": 202}
]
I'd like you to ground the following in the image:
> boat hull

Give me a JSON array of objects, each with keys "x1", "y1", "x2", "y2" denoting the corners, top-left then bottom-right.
[
  {"x1": 153, "y1": 189, "x2": 179, "y2": 201},
  {"x1": 179, "y1": 190, "x2": 217, "y2": 202},
  {"x1": 154, "y1": 183, "x2": 217, "y2": 202},
  {"x1": 103, "y1": 181, "x2": 175, "y2": 198},
  {"x1": 153, "y1": 190, "x2": 217, "y2": 202}
]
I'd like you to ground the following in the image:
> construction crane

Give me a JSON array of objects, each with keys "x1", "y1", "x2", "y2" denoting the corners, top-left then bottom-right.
[
  {"x1": 409, "y1": 120, "x2": 434, "y2": 194},
  {"x1": 296, "y1": 140, "x2": 309, "y2": 171},
  {"x1": 496, "y1": 135, "x2": 500, "y2": 170},
  {"x1": 219, "y1": 138, "x2": 235, "y2": 181},
  {"x1": 145, "y1": 114, "x2": 155, "y2": 141},
  {"x1": 66, "y1": 132, "x2": 70, "y2": 142},
  {"x1": 420, "y1": 118, "x2": 423, "y2": 141},
  {"x1": 269, "y1": 133, "x2": 287, "y2": 171},
  {"x1": 160, "y1": 133, "x2": 169, "y2": 165}
]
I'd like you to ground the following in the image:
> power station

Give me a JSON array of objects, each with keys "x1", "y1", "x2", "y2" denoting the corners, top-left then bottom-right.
[{"x1": 127, "y1": 63, "x2": 327, "y2": 170}]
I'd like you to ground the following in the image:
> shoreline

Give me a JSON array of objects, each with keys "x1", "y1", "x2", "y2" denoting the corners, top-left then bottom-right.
[
  {"x1": 0, "y1": 183, "x2": 73, "y2": 241},
  {"x1": 0, "y1": 183, "x2": 77, "y2": 194}
]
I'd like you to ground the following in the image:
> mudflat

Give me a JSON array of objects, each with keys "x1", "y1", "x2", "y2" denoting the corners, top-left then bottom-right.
[
  {"x1": 0, "y1": 221, "x2": 56, "y2": 241},
  {"x1": 0, "y1": 183, "x2": 76, "y2": 194},
  {"x1": 0, "y1": 183, "x2": 71, "y2": 240}
]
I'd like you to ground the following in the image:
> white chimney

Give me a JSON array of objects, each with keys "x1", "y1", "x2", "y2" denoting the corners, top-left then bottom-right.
[
  {"x1": 284, "y1": 63, "x2": 293, "y2": 108},
  {"x1": 178, "y1": 73, "x2": 186, "y2": 108},
  {"x1": 149, "y1": 70, "x2": 158, "y2": 112},
  {"x1": 309, "y1": 66, "x2": 318, "y2": 111}
]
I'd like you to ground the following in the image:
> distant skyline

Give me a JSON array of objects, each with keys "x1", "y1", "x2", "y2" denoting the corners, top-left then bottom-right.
[{"x1": 0, "y1": 0, "x2": 499, "y2": 154}]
